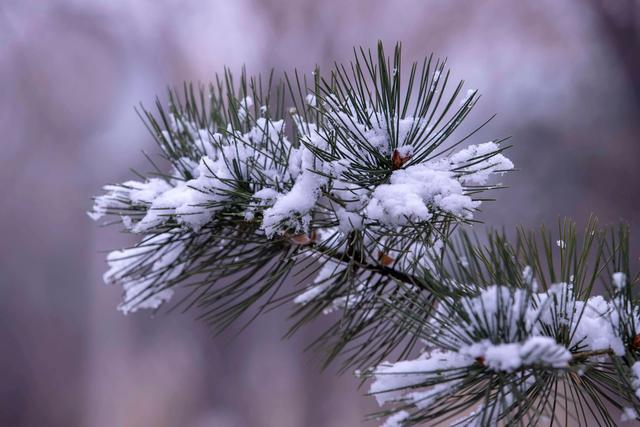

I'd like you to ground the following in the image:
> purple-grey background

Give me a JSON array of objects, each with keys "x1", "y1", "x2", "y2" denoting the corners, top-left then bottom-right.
[{"x1": 1, "y1": 1, "x2": 639, "y2": 426}]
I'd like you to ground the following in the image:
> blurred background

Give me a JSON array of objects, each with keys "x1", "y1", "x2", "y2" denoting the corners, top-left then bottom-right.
[{"x1": 1, "y1": 0, "x2": 639, "y2": 426}]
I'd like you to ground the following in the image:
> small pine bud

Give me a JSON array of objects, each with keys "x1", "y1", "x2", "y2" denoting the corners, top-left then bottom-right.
[
  {"x1": 287, "y1": 230, "x2": 317, "y2": 246},
  {"x1": 378, "y1": 251, "x2": 395, "y2": 266},
  {"x1": 630, "y1": 334, "x2": 640, "y2": 350},
  {"x1": 391, "y1": 149, "x2": 411, "y2": 170}
]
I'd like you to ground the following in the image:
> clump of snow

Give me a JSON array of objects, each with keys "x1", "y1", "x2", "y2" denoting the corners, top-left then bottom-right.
[
  {"x1": 88, "y1": 185, "x2": 130, "y2": 221},
  {"x1": 260, "y1": 119, "x2": 336, "y2": 237},
  {"x1": 613, "y1": 272, "x2": 627, "y2": 290},
  {"x1": 366, "y1": 164, "x2": 479, "y2": 225},
  {"x1": 462, "y1": 337, "x2": 571, "y2": 372},
  {"x1": 335, "y1": 208, "x2": 364, "y2": 232},
  {"x1": 261, "y1": 170, "x2": 325, "y2": 237},
  {"x1": 575, "y1": 296, "x2": 626, "y2": 355},
  {"x1": 381, "y1": 411, "x2": 409, "y2": 427},
  {"x1": 444, "y1": 141, "x2": 514, "y2": 185},
  {"x1": 129, "y1": 179, "x2": 173, "y2": 204},
  {"x1": 535, "y1": 284, "x2": 626, "y2": 356},
  {"x1": 361, "y1": 140, "x2": 513, "y2": 227},
  {"x1": 369, "y1": 350, "x2": 472, "y2": 406},
  {"x1": 103, "y1": 233, "x2": 184, "y2": 314},
  {"x1": 238, "y1": 96, "x2": 254, "y2": 120},
  {"x1": 395, "y1": 144, "x2": 413, "y2": 158},
  {"x1": 89, "y1": 179, "x2": 171, "y2": 223},
  {"x1": 460, "y1": 89, "x2": 477, "y2": 106},
  {"x1": 329, "y1": 181, "x2": 369, "y2": 232},
  {"x1": 305, "y1": 93, "x2": 317, "y2": 107},
  {"x1": 621, "y1": 407, "x2": 638, "y2": 422},
  {"x1": 452, "y1": 285, "x2": 532, "y2": 343},
  {"x1": 132, "y1": 156, "x2": 230, "y2": 232}
]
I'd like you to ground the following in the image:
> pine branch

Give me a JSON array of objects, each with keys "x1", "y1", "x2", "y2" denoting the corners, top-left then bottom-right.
[
  {"x1": 89, "y1": 41, "x2": 513, "y2": 372},
  {"x1": 364, "y1": 219, "x2": 640, "y2": 426}
]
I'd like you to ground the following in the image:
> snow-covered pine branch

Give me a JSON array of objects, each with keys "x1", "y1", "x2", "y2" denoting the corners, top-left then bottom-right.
[
  {"x1": 365, "y1": 221, "x2": 640, "y2": 426},
  {"x1": 89, "y1": 43, "x2": 512, "y2": 368}
]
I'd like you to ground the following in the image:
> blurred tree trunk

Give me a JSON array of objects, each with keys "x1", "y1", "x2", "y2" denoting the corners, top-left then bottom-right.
[{"x1": 588, "y1": 0, "x2": 640, "y2": 110}]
